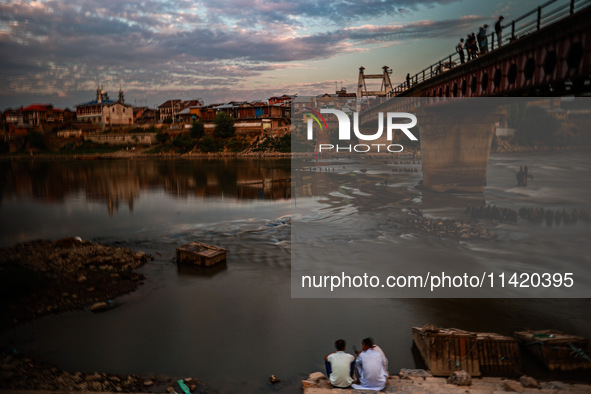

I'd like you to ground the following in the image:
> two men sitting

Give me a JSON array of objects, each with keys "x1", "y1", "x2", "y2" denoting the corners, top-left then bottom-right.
[{"x1": 324, "y1": 337, "x2": 388, "y2": 390}]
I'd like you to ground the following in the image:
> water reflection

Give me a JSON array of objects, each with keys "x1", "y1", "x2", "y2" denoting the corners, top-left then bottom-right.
[{"x1": 0, "y1": 159, "x2": 291, "y2": 215}]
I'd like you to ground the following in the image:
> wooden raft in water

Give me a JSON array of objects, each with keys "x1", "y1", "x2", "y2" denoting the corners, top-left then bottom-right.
[
  {"x1": 515, "y1": 329, "x2": 591, "y2": 372},
  {"x1": 412, "y1": 325, "x2": 521, "y2": 377},
  {"x1": 176, "y1": 241, "x2": 227, "y2": 267}
]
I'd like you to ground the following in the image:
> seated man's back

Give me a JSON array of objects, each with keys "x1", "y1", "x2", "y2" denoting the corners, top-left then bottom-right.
[
  {"x1": 325, "y1": 339, "x2": 355, "y2": 388},
  {"x1": 352, "y1": 338, "x2": 387, "y2": 391}
]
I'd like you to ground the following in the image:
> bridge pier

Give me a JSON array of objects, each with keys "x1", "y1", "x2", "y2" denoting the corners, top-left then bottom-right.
[{"x1": 418, "y1": 104, "x2": 500, "y2": 193}]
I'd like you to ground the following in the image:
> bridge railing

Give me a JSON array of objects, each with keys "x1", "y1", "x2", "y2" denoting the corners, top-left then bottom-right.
[{"x1": 392, "y1": 0, "x2": 591, "y2": 95}]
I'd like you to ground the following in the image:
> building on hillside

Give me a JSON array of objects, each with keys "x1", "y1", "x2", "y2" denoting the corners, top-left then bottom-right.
[
  {"x1": 158, "y1": 99, "x2": 203, "y2": 122},
  {"x1": 268, "y1": 95, "x2": 294, "y2": 106},
  {"x1": 76, "y1": 86, "x2": 133, "y2": 127},
  {"x1": 133, "y1": 107, "x2": 159, "y2": 124},
  {"x1": 336, "y1": 88, "x2": 356, "y2": 98}
]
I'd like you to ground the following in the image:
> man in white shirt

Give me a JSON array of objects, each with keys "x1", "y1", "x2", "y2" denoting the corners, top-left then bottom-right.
[
  {"x1": 352, "y1": 337, "x2": 388, "y2": 391},
  {"x1": 324, "y1": 339, "x2": 355, "y2": 388}
]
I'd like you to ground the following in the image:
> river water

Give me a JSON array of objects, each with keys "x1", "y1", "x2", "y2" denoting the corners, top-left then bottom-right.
[{"x1": 0, "y1": 155, "x2": 590, "y2": 393}]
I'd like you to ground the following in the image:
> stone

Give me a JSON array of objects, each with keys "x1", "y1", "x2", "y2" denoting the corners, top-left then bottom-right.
[
  {"x1": 503, "y1": 379, "x2": 525, "y2": 392},
  {"x1": 519, "y1": 375, "x2": 538, "y2": 388},
  {"x1": 399, "y1": 368, "x2": 432, "y2": 379},
  {"x1": 307, "y1": 372, "x2": 327, "y2": 383},
  {"x1": 90, "y1": 302, "x2": 108, "y2": 312},
  {"x1": 447, "y1": 370, "x2": 471, "y2": 386},
  {"x1": 77, "y1": 275, "x2": 87, "y2": 282},
  {"x1": 143, "y1": 379, "x2": 154, "y2": 387},
  {"x1": 541, "y1": 381, "x2": 569, "y2": 390}
]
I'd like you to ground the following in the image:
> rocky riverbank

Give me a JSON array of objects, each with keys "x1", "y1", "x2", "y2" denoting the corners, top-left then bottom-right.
[
  {"x1": 0, "y1": 238, "x2": 149, "y2": 328},
  {"x1": 302, "y1": 370, "x2": 591, "y2": 393},
  {"x1": 0, "y1": 350, "x2": 202, "y2": 393},
  {"x1": 399, "y1": 208, "x2": 496, "y2": 240}
]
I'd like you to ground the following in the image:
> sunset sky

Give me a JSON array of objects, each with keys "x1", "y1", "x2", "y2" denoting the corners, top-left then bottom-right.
[{"x1": 0, "y1": 0, "x2": 542, "y2": 109}]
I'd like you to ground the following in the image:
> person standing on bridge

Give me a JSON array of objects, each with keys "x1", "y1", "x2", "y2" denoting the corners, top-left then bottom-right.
[
  {"x1": 456, "y1": 38, "x2": 465, "y2": 64},
  {"x1": 406, "y1": 73, "x2": 411, "y2": 89},
  {"x1": 495, "y1": 16, "x2": 504, "y2": 48},
  {"x1": 467, "y1": 33, "x2": 478, "y2": 60},
  {"x1": 478, "y1": 24, "x2": 489, "y2": 55}
]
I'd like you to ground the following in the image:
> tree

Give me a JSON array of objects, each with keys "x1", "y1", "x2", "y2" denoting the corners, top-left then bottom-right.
[
  {"x1": 172, "y1": 132, "x2": 195, "y2": 153},
  {"x1": 190, "y1": 120, "x2": 205, "y2": 139},
  {"x1": 200, "y1": 135, "x2": 222, "y2": 152},
  {"x1": 213, "y1": 112, "x2": 235, "y2": 138},
  {"x1": 511, "y1": 106, "x2": 560, "y2": 146},
  {"x1": 156, "y1": 130, "x2": 170, "y2": 144}
]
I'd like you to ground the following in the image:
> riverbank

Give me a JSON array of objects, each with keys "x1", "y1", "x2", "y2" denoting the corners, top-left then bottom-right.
[
  {"x1": 0, "y1": 238, "x2": 148, "y2": 328},
  {"x1": 302, "y1": 370, "x2": 591, "y2": 393},
  {"x1": 0, "y1": 350, "x2": 202, "y2": 393}
]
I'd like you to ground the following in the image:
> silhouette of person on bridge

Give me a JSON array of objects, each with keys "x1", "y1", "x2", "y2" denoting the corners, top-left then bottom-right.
[
  {"x1": 406, "y1": 73, "x2": 411, "y2": 89},
  {"x1": 495, "y1": 16, "x2": 504, "y2": 48},
  {"x1": 456, "y1": 38, "x2": 465, "y2": 64},
  {"x1": 478, "y1": 25, "x2": 489, "y2": 55}
]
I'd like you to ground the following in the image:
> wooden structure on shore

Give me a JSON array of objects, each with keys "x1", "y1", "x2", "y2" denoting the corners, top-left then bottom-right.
[
  {"x1": 515, "y1": 330, "x2": 591, "y2": 372},
  {"x1": 412, "y1": 325, "x2": 521, "y2": 377},
  {"x1": 176, "y1": 241, "x2": 227, "y2": 267}
]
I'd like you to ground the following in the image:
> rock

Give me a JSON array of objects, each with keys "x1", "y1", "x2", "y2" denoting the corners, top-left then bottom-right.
[
  {"x1": 307, "y1": 372, "x2": 327, "y2": 383},
  {"x1": 77, "y1": 275, "x2": 87, "y2": 282},
  {"x1": 143, "y1": 379, "x2": 154, "y2": 387},
  {"x1": 189, "y1": 384, "x2": 197, "y2": 391},
  {"x1": 503, "y1": 379, "x2": 525, "y2": 392},
  {"x1": 167, "y1": 387, "x2": 175, "y2": 393},
  {"x1": 183, "y1": 377, "x2": 193, "y2": 383},
  {"x1": 399, "y1": 368, "x2": 432, "y2": 379},
  {"x1": 90, "y1": 381, "x2": 103, "y2": 391},
  {"x1": 269, "y1": 374, "x2": 280, "y2": 384},
  {"x1": 519, "y1": 375, "x2": 538, "y2": 388},
  {"x1": 86, "y1": 372, "x2": 102, "y2": 381},
  {"x1": 541, "y1": 381, "x2": 569, "y2": 390},
  {"x1": 447, "y1": 370, "x2": 471, "y2": 386},
  {"x1": 136, "y1": 252, "x2": 147, "y2": 261},
  {"x1": 90, "y1": 302, "x2": 108, "y2": 312}
]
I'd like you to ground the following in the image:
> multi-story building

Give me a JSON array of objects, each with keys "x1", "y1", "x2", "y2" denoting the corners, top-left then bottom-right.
[{"x1": 76, "y1": 87, "x2": 133, "y2": 127}]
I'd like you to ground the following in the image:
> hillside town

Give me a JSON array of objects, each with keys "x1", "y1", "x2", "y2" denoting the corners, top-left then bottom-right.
[{"x1": 0, "y1": 86, "x2": 359, "y2": 155}]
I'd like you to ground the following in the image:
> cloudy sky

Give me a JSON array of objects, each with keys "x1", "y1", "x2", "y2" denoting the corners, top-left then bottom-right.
[{"x1": 0, "y1": 0, "x2": 540, "y2": 109}]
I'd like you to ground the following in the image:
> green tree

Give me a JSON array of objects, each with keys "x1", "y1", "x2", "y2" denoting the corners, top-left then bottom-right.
[
  {"x1": 190, "y1": 120, "x2": 205, "y2": 139},
  {"x1": 213, "y1": 112, "x2": 235, "y2": 138},
  {"x1": 200, "y1": 135, "x2": 222, "y2": 152},
  {"x1": 172, "y1": 133, "x2": 195, "y2": 153},
  {"x1": 512, "y1": 106, "x2": 560, "y2": 146}
]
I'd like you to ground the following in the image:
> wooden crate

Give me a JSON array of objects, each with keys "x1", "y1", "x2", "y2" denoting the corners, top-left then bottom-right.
[
  {"x1": 515, "y1": 330, "x2": 591, "y2": 372},
  {"x1": 412, "y1": 326, "x2": 481, "y2": 376},
  {"x1": 176, "y1": 241, "x2": 227, "y2": 267}
]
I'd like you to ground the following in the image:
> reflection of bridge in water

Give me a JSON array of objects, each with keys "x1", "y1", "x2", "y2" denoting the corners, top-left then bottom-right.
[{"x1": 360, "y1": 0, "x2": 591, "y2": 193}]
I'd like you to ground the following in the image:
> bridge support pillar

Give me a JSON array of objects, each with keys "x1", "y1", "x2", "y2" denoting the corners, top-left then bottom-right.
[{"x1": 418, "y1": 105, "x2": 500, "y2": 193}]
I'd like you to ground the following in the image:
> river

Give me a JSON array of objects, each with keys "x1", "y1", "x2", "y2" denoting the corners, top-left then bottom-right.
[{"x1": 0, "y1": 154, "x2": 590, "y2": 393}]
